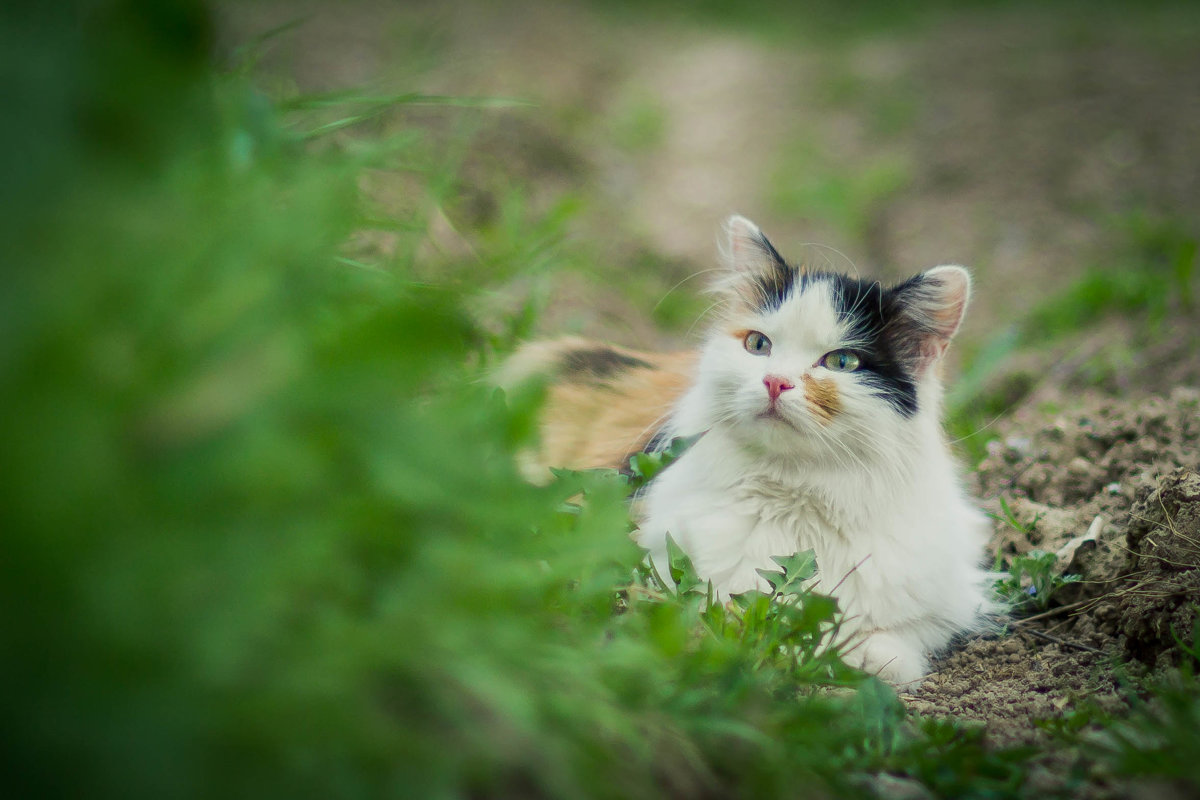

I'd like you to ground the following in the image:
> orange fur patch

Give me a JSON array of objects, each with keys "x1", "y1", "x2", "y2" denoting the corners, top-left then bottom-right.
[
  {"x1": 802, "y1": 373, "x2": 841, "y2": 424},
  {"x1": 515, "y1": 342, "x2": 695, "y2": 478}
]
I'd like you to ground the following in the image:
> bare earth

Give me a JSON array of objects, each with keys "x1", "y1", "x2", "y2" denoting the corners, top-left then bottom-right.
[{"x1": 911, "y1": 387, "x2": 1200, "y2": 796}]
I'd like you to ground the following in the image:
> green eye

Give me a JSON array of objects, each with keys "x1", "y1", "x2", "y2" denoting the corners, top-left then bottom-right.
[
  {"x1": 743, "y1": 331, "x2": 772, "y2": 356},
  {"x1": 820, "y1": 350, "x2": 861, "y2": 372}
]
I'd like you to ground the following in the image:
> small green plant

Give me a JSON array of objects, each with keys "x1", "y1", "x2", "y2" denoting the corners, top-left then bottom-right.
[
  {"x1": 623, "y1": 432, "x2": 704, "y2": 492},
  {"x1": 882, "y1": 717, "x2": 1034, "y2": 799},
  {"x1": 993, "y1": 549, "x2": 1081, "y2": 612},
  {"x1": 989, "y1": 498, "x2": 1080, "y2": 612},
  {"x1": 994, "y1": 495, "x2": 1041, "y2": 535},
  {"x1": 1034, "y1": 697, "x2": 1112, "y2": 741},
  {"x1": 1093, "y1": 673, "x2": 1200, "y2": 792}
]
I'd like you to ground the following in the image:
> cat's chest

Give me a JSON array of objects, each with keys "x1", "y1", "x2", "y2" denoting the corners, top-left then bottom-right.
[{"x1": 730, "y1": 475, "x2": 855, "y2": 543}]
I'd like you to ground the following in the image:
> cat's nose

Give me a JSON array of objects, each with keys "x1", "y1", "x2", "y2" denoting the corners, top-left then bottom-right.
[{"x1": 763, "y1": 375, "x2": 795, "y2": 401}]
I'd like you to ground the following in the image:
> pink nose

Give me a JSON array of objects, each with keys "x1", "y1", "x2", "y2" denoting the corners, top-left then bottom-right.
[{"x1": 763, "y1": 375, "x2": 795, "y2": 401}]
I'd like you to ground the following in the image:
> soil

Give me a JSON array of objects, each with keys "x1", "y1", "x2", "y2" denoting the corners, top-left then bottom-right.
[
  {"x1": 217, "y1": 2, "x2": 1200, "y2": 795},
  {"x1": 905, "y1": 387, "x2": 1200, "y2": 796}
]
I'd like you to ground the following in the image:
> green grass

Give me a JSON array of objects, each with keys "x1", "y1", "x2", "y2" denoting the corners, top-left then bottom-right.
[
  {"x1": 1086, "y1": 617, "x2": 1200, "y2": 793},
  {"x1": 609, "y1": 91, "x2": 668, "y2": 154},
  {"x1": 993, "y1": 549, "x2": 1082, "y2": 613}
]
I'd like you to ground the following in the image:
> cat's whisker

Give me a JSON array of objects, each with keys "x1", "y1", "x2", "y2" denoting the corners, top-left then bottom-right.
[
  {"x1": 946, "y1": 410, "x2": 1010, "y2": 446},
  {"x1": 837, "y1": 281, "x2": 879, "y2": 327},
  {"x1": 834, "y1": 425, "x2": 909, "y2": 471},
  {"x1": 799, "y1": 242, "x2": 860, "y2": 278},
  {"x1": 653, "y1": 268, "x2": 730, "y2": 316},
  {"x1": 806, "y1": 420, "x2": 861, "y2": 474},
  {"x1": 685, "y1": 298, "x2": 729, "y2": 343}
]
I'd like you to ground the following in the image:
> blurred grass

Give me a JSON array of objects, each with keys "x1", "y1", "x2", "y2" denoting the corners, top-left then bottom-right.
[
  {"x1": 1094, "y1": 620, "x2": 1200, "y2": 794},
  {"x1": 768, "y1": 142, "x2": 912, "y2": 245}
]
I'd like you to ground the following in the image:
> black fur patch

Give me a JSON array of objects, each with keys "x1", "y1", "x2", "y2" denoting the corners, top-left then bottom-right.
[
  {"x1": 561, "y1": 347, "x2": 651, "y2": 379},
  {"x1": 747, "y1": 232, "x2": 796, "y2": 312},
  {"x1": 641, "y1": 429, "x2": 670, "y2": 454},
  {"x1": 746, "y1": 238, "x2": 854, "y2": 316},
  {"x1": 826, "y1": 274, "x2": 922, "y2": 418}
]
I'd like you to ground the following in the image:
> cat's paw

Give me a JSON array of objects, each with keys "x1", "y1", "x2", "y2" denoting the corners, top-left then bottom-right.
[{"x1": 843, "y1": 631, "x2": 929, "y2": 688}]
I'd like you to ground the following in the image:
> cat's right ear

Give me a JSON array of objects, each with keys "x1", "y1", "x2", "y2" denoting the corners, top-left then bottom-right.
[
  {"x1": 714, "y1": 215, "x2": 793, "y2": 309},
  {"x1": 888, "y1": 265, "x2": 972, "y2": 378}
]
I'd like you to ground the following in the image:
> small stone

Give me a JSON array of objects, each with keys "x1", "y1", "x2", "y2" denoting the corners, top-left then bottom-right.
[
  {"x1": 1067, "y1": 457, "x2": 1094, "y2": 476},
  {"x1": 1005, "y1": 436, "x2": 1033, "y2": 457}
]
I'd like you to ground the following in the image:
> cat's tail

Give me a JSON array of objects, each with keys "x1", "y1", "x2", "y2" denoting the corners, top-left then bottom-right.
[
  {"x1": 492, "y1": 338, "x2": 695, "y2": 480},
  {"x1": 490, "y1": 336, "x2": 591, "y2": 391}
]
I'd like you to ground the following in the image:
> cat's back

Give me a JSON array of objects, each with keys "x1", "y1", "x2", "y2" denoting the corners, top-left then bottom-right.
[{"x1": 495, "y1": 337, "x2": 695, "y2": 480}]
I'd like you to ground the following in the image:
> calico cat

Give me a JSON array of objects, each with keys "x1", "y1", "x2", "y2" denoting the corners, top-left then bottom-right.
[{"x1": 501, "y1": 216, "x2": 993, "y2": 685}]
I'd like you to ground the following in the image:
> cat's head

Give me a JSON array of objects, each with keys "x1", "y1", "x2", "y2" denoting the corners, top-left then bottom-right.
[{"x1": 696, "y1": 215, "x2": 970, "y2": 461}]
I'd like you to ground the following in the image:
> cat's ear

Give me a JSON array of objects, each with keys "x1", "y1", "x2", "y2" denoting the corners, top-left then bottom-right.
[
  {"x1": 713, "y1": 215, "x2": 793, "y2": 308},
  {"x1": 890, "y1": 265, "x2": 971, "y2": 377}
]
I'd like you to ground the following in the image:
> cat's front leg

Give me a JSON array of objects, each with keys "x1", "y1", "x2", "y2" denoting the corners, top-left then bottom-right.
[
  {"x1": 840, "y1": 629, "x2": 930, "y2": 688},
  {"x1": 637, "y1": 503, "x2": 766, "y2": 599}
]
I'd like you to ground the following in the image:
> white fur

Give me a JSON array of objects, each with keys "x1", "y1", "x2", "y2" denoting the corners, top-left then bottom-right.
[{"x1": 636, "y1": 219, "x2": 993, "y2": 687}]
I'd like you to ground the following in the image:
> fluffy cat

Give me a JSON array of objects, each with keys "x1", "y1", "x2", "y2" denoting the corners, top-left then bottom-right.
[{"x1": 502, "y1": 216, "x2": 993, "y2": 685}]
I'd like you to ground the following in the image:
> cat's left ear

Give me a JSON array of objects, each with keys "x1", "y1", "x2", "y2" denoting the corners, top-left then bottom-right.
[
  {"x1": 712, "y1": 215, "x2": 793, "y2": 308},
  {"x1": 891, "y1": 265, "x2": 971, "y2": 377}
]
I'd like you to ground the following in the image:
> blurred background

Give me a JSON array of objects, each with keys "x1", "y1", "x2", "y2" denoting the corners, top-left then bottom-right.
[
  {"x1": 2, "y1": 2, "x2": 1198, "y2": 798},
  {"x1": 222, "y1": 0, "x2": 1199, "y2": 360},
  {"x1": 214, "y1": 0, "x2": 1200, "y2": 450}
]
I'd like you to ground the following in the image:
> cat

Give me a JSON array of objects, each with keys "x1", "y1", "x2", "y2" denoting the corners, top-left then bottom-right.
[{"x1": 500, "y1": 216, "x2": 993, "y2": 686}]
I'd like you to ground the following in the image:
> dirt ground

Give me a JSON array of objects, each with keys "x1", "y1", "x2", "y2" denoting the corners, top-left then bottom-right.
[
  {"x1": 906, "y1": 387, "x2": 1200, "y2": 796},
  {"x1": 219, "y1": 2, "x2": 1200, "y2": 794}
]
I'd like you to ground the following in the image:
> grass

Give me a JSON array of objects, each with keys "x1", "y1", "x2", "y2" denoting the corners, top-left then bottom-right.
[
  {"x1": 591, "y1": 0, "x2": 1200, "y2": 45},
  {"x1": 1093, "y1": 618, "x2": 1200, "y2": 793},
  {"x1": 608, "y1": 91, "x2": 668, "y2": 154}
]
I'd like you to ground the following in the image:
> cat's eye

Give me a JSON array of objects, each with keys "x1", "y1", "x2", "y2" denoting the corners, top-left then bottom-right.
[
  {"x1": 743, "y1": 331, "x2": 772, "y2": 356},
  {"x1": 819, "y1": 350, "x2": 861, "y2": 372}
]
